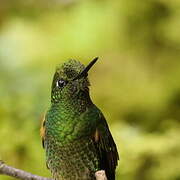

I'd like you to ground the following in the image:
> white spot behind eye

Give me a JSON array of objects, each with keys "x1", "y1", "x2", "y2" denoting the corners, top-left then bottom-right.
[{"x1": 56, "y1": 81, "x2": 59, "y2": 87}]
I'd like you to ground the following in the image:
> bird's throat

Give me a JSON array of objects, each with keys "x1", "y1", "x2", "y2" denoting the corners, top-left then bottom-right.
[{"x1": 52, "y1": 89, "x2": 93, "y2": 115}]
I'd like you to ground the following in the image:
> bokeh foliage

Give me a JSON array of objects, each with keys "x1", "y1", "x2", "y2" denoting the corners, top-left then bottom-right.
[{"x1": 0, "y1": 0, "x2": 180, "y2": 180}]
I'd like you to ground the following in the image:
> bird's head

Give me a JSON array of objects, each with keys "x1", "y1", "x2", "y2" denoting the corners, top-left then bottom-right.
[{"x1": 51, "y1": 57, "x2": 98, "y2": 103}]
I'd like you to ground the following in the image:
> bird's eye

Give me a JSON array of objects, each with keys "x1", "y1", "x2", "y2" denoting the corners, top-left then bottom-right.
[{"x1": 56, "y1": 79, "x2": 67, "y2": 88}]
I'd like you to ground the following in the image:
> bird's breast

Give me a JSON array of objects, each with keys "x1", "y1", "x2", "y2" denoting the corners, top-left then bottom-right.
[{"x1": 45, "y1": 113, "x2": 95, "y2": 146}]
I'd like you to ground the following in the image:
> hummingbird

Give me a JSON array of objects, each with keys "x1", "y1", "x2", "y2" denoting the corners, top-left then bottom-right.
[{"x1": 40, "y1": 57, "x2": 119, "y2": 180}]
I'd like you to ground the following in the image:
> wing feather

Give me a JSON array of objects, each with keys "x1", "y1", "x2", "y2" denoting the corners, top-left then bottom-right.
[
  {"x1": 40, "y1": 115, "x2": 46, "y2": 148},
  {"x1": 94, "y1": 114, "x2": 119, "y2": 180}
]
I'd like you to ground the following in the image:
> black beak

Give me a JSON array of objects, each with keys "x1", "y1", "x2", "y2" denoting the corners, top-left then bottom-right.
[{"x1": 73, "y1": 57, "x2": 99, "y2": 80}]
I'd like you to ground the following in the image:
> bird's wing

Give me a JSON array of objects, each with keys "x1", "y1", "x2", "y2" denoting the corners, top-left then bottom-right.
[
  {"x1": 40, "y1": 114, "x2": 46, "y2": 148},
  {"x1": 93, "y1": 113, "x2": 119, "y2": 180}
]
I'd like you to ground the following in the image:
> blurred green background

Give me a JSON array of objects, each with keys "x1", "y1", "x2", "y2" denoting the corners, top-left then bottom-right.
[{"x1": 0, "y1": 0, "x2": 180, "y2": 180}]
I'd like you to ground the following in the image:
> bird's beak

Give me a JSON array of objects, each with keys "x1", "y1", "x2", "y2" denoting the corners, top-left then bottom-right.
[{"x1": 73, "y1": 57, "x2": 99, "y2": 80}]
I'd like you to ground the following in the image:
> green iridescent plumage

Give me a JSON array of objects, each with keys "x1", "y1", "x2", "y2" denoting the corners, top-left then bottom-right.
[{"x1": 42, "y1": 58, "x2": 119, "y2": 180}]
